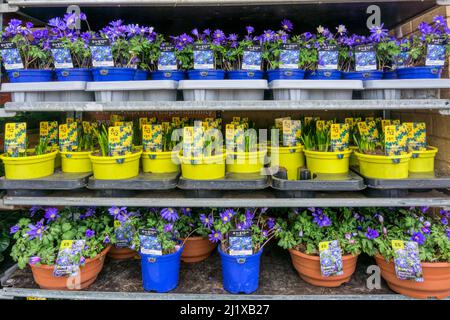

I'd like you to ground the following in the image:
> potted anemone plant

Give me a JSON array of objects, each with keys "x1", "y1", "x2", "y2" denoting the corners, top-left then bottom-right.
[
  {"x1": 359, "y1": 207, "x2": 450, "y2": 299},
  {"x1": 60, "y1": 122, "x2": 96, "y2": 173},
  {"x1": 10, "y1": 206, "x2": 114, "y2": 290},
  {"x1": 150, "y1": 38, "x2": 186, "y2": 81},
  {"x1": 1, "y1": 19, "x2": 53, "y2": 82},
  {"x1": 131, "y1": 208, "x2": 184, "y2": 293},
  {"x1": 276, "y1": 207, "x2": 360, "y2": 287},
  {"x1": 209, "y1": 208, "x2": 276, "y2": 294},
  {"x1": 107, "y1": 206, "x2": 141, "y2": 260}
]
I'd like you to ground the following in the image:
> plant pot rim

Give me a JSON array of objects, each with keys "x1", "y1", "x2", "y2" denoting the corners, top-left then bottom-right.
[
  {"x1": 304, "y1": 149, "x2": 352, "y2": 156},
  {"x1": 374, "y1": 253, "x2": 450, "y2": 267},
  {"x1": 288, "y1": 248, "x2": 358, "y2": 261},
  {"x1": 0, "y1": 150, "x2": 58, "y2": 162},
  {"x1": 29, "y1": 245, "x2": 111, "y2": 270},
  {"x1": 140, "y1": 245, "x2": 184, "y2": 258},
  {"x1": 218, "y1": 245, "x2": 263, "y2": 258},
  {"x1": 411, "y1": 146, "x2": 438, "y2": 155},
  {"x1": 89, "y1": 150, "x2": 142, "y2": 161},
  {"x1": 181, "y1": 236, "x2": 208, "y2": 241},
  {"x1": 60, "y1": 150, "x2": 94, "y2": 155},
  {"x1": 354, "y1": 151, "x2": 412, "y2": 160}
]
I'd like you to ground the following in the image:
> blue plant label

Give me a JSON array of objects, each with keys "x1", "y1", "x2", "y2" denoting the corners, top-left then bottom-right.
[
  {"x1": 114, "y1": 220, "x2": 133, "y2": 249},
  {"x1": 139, "y1": 229, "x2": 162, "y2": 255},
  {"x1": 0, "y1": 42, "x2": 23, "y2": 70},
  {"x1": 319, "y1": 240, "x2": 344, "y2": 277},
  {"x1": 392, "y1": 240, "x2": 423, "y2": 282},
  {"x1": 242, "y1": 45, "x2": 262, "y2": 71},
  {"x1": 89, "y1": 38, "x2": 114, "y2": 67},
  {"x1": 355, "y1": 44, "x2": 377, "y2": 71},
  {"x1": 53, "y1": 240, "x2": 85, "y2": 277},
  {"x1": 318, "y1": 44, "x2": 339, "y2": 70},
  {"x1": 51, "y1": 42, "x2": 73, "y2": 69},
  {"x1": 396, "y1": 51, "x2": 409, "y2": 69},
  {"x1": 158, "y1": 45, "x2": 177, "y2": 71},
  {"x1": 426, "y1": 38, "x2": 446, "y2": 66},
  {"x1": 279, "y1": 43, "x2": 300, "y2": 69},
  {"x1": 228, "y1": 230, "x2": 253, "y2": 256},
  {"x1": 193, "y1": 43, "x2": 214, "y2": 70}
]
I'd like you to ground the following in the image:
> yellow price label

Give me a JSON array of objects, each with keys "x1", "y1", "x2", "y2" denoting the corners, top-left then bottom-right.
[
  {"x1": 60, "y1": 240, "x2": 73, "y2": 249},
  {"x1": 66, "y1": 117, "x2": 74, "y2": 124},
  {"x1": 392, "y1": 240, "x2": 405, "y2": 250},
  {"x1": 27, "y1": 297, "x2": 47, "y2": 300},
  {"x1": 183, "y1": 127, "x2": 194, "y2": 143},
  {"x1": 59, "y1": 124, "x2": 68, "y2": 140},
  {"x1": 282, "y1": 120, "x2": 292, "y2": 134},
  {"x1": 385, "y1": 125, "x2": 396, "y2": 143},
  {"x1": 40, "y1": 122, "x2": 49, "y2": 136},
  {"x1": 316, "y1": 120, "x2": 325, "y2": 131},
  {"x1": 108, "y1": 126, "x2": 121, "y2": 144},
  {"x1": 114, "y1": 220, "x2": 122, "y2": 229},
  {"x1": 330, "y1": 124, "x2": 340, "y2": 139},
  {"x1": 233, "y1": 117, "x2": 241, "y2": 122},
  {"x1": 319, "y1": 241, "x2": 329, "y2": 252},
  {"x1": 5, "y1": 123, "x2": 16, "y2": 139}
]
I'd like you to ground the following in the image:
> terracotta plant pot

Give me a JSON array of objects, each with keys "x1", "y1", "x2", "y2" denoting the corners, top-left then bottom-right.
[
  {"x1": 108, "y1": 246, "x2": 138, "y2": 260},
  {"x1": 375, "y1": 254, "x2": 450, "y2": 299},
  {"x1": 30, "y1": 246, "x2": 111, "y2": 290},
  {"x1": 181, "y1": 236, "x2": 217, "y2": 263},
  {"x1": 288, "y1": 248, "x2": 358, "y2": 287}
]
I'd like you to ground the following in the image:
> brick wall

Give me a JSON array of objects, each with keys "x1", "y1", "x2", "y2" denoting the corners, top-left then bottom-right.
[{"x1": 391, "y1": 5, "x2": 450, "y2": 174}]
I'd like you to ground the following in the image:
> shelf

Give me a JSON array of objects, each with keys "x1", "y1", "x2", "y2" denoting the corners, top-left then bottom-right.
[
  {"x1": 2, "y1": 189, "x2": 449, "y2": 207},
  {"x1": 5, "y1": 99, "x2": 450, "y2": 113},
  {"x1": 0, "y1": 108, "x2": 16, "y2": 118}
]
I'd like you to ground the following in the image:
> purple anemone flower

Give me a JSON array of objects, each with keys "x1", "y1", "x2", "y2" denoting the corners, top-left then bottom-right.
[
  {"x1": 246, "y1": 26, "x2": 254, "y2": 34},
  {"x1": 418, "y1": 22, "x2": 433, "y2": 35},
  {"x1": 370, "y1": 23, "x2": 389, "y2": 42},
  {"x1": 164, "y1": 223, "x2": 173, "y2": 233},
  {"x1": 103, "y1": 235, "x2": 110, "y2": 244},
  {"x1": 267, "y1": 217, "x2": 275, "y2": 229},
  {"x1": 411, "y1": 231, "x2": 426, "y2": 245},
  {"x1": 281, "y1": 19, "x2": 293, "y2": 32},
  {"x1": 220, "y1": 211, "x2": 231, "y2": 223},
  {"x1": 420, "y1": 206, "x2": 429, "y2": 213},
  {"x1": 200, "y1": 213, "x2": 214, "y2": 229},
  {"x1": 262, "y1": 30, "x2": 275, "y2": 42},
  {"x1": 441, "y1": 217, "x2": 448, "y2": 226},
  {"x1": 10, "y1": 225, "x2": 19, "y2": 234},
  {"x1": 446, "y1": 229, "x2": 450, "y2": 240},
  {"x1": 228, "y1": 33, "x2": 238, "y2": 42},
  {"x1": 29, "y1": 206, "x2": 42, "y2": 217},
  {"x1": 29, "y1": 256, "x2": 41, "y2": 265},
  {"x1": 213, "y1": 29, "x2": 226, "y2": 44},
  {"x1": 208, "y1": 231, "x2": 222, "y2": 243},
  {"x1": 85, "y1": 229, "x2": 95, "y2": 238},
  {"x1": 433, "y1": 15, "x2": 447, "y2": 27},
  {"x1": 44, "y1": 207, "x2": 59, "y2": 222},
  {"x1": 312, "y1": 211, "x2": 331, "y2": 228},
  {"x1": 160, "y1": 208, "x2": 179, "y2": 222},
  {"x1": 421, "y1": 227, "x2": 430, "y2": 234},
  {"x1": 181, "y1": 208, "x2": 192, "y2": 217},
  {"x1": 26, "y1": 219, "x2": 47, "y2": 240},
  {"x1": 365, "y1": 227, "x2": 379, "y2": 240},
  {"x1": 80, "y1": 207, "x2": 96, "y2": 220}
]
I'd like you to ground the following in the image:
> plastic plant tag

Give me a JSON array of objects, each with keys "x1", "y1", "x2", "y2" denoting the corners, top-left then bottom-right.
[
  {"x1": 59, "y1": 123, "x2": 78, "y2": 152},
  {"x1": 142, "y1": 124, "x2": 163, "y2": 152},
  {"x1": 392, "y1": 120, "x2": 401, "y2": 126},
  {"x1": 319, "y1": 240, "x2": 344, "y2": 277},
  {"x1": 108, "y1": 126, "x2": 132, "y2": 156},
  {"x1": 183, "y1": 126, "x2": 194, "y2": 158},
  {"x1": 345, "y1": 118, "x2": 354, "y2": 129},
  {"x1": 0, "y1": 42, "x2": 24, "y2": 70},
  {"x1": 114, "y1": 220, "x2": 133, "y2": 249},
  {"x1": 275, "y1": 117, "x2": 291, "y2": 129},
  {"x1": 4, "y1": 122, "x2": 26, "y2": 157},
  {"x1": 89, "y1": 38, "x2": 114, "y2": 67},
  {"x1": 139, "y1": 229, "x2": 162, "y2": 255},
  {"x1": 330, "y1": 123, "x2": 350, "y2": 152},
  {"x1": 282, "y1": 120, "x2": 301, "y2": 147},
  {"x1": 193, "y1": 124, "x2": 204, "y2": 158},
  {"x1": 158, "y1": 44, "x2": 177, "y2": 71},
  {"x1": 405, "y1": 122, "x2": 427, "y2": 151},
  {"x1": 51, "y1": 42, "x2": 73, "y2": 69},
  {"x1": 242, "y1": 45, "x2": 262, "y2": 71},
  {"x1": 355, "y1": 44, "x2": 377, "y2": 71},
  {"x1": 366, "y1": 121, "x2": 380, "y2": 143},
  {"x1": 40, "y1": 121, "x2": 58, "y2": 146},
  {"x1": 396, "y1": 51, "x2": 410, "y2": 69},
  {"x1": 304, "y1": 117, "x2": 313, "y2": 126},
  {"x1": 228, "y1": 230, "x2": 253, "y2": 256},
  {"x1": 139, "y1": 117, "x2": 148, "y2": 130},
  {"x1": 226, "y1": 124, "x2": 235, "y2": 153},
  {"x1": 318, "y1": 44, "x2": 339, "y2": 70},
  {"x1": 426, "y1": 38, "x2": 446, "y2": 67},
  {"x1": 110, "y1": 114, "x2": 123, "y2": 124},
  {"x1": 53, "y1": 240, "x2": 86, "y2": 277},
  {"x1": 385, "y1": 124, "x2": 408, "y2": 156},
  {"x1": 381, "y1": 119, "x2": 391, "y2": 132},
  {"x1": 391, "y1": 240, "x2": 423, "y2": 282},
  {"x1": 279, "y1": 43, "x2": 300, "y2": 69},
  {"x1": 193, "y1": 43, "x2": 214, "y2": 70}
]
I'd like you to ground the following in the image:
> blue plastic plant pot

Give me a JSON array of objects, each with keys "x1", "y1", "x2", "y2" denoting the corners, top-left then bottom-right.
[
  {"x1": 342, "y1": 70, "x2": 383, "y2": 81},
  {"x1": 305, "y1": 70, "x2": 342, "y2": 80},
  {"x1": 227, "y1": 70, "x2": 264, "y2": 80},
  {"x1": 218, "y1": 246, "x2": 262, "y2": 294},
  {"x1": 396, "y1": 66, "x2": 442, "y2": 79},
  {"x1": 383, "y1": 70, "x2": 397, "y2": 79},
  {"x1": 91, "y1": 67, "x2": 136, "y2": 82},
  {"x1": 7, "y1": 69, "x2": 54, "y2": 83},
  {"x1": 151, "y1": 70, "x2": 186, "y2": 81},
  {"x1": 134, "y1": 69, "x2": 149, "y2": 80},
  {"x1": 266, "y1": 69, "x2": 305, "y2": 82},
  {"x1": 187, "y1": 69, "x2": 226, "y2": 80},
  {"x1": 140, "y1": 247, "x2": 183, "y2": 293},
  {"x1": 55, "y1": 68, "x2": 92, "y2": 81}
]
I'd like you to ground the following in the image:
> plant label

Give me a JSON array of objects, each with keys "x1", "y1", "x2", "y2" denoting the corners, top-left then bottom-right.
[
  {"x1": 355, "y1": 44, "x2": 377, "y2": 71},
  {"x1": 89, "y1": 38, "x2": 114, "y2": 67},
  {"x1": 51, "y1": 41, "x2": 73, "y2": 69},
  {"x1": 139, "y1": 229, "x2": 162, "y2": 256},
  {"x1": 4, "y1": 122, "x2": 26, "y2": 157},
  {"x1": 384, "y1": 124, "x2": 408, "y2": 156},
  {"x1": 193, "y1": 44, "x2": 214, "y2": 70},
  {"x1": 318, "y1": 44, "x2": 339, "y2": 70},
  {"x1": 395, "y1": 51, "x2": 409, "y2": 69},
  {"x1": 40, "y1": 121, "x2": 58, "y2": 147},
  {"x1": 330, "y1": 123, "x2": 350, "y2": 152},
  {"x1": 59, "y1": 123, "x2": 78, "y2": 152},
  {"x1": 108, "y1": 125, "x2": 132, "y2": 156},
  {"x1": 114, "y1": 220, "x2": 133, "y2": 248},
  {"x1": 279, "y1": 43, "x2": 300, "y2": 69},
  {"x1": 142, "y1": 124, "x2": 163, "y2": 152},
  {"x1": 53, "y1": 240, "x2": 86, "y2": 277},
  {"x1": 391, "y1": 240, "x2": 423, "y2": 282},
  {"x1": 228, "y1": 230, "x2": 253, "y2": 256},
  {"x1": 242, "y1": 45, "x2": 262, "y2": 71},
  {"x1": 426, "y1": 38, "x2": 446, "y2": 66},
  {"x1": 282, "y1": 119, "x2": 301, "y2": 147},
  {"x1": 0, "y1": 42, "x2": 23, "y2": 70},
  {"x1": 158, "y1": 44, "x2": 177, "y2": 71},
  {"x1": 405, "y1": 122, "x2": 427, "y2": 151},
  {"x1": 319, "y1": 240, "x2": 344, "y2": 277}
]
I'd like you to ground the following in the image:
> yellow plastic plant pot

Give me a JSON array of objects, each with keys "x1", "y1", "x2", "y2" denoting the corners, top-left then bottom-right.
[
  {"x1": 179, "y1": 153, "x2": 226, "y2": 180},
  {"x1": 267, "y1": 145, "x2": 304, "y2": 180},
  {"x1": 89, "y1": 151, "x2": 142, "y2": 180},
  {"x1": 60, "y1": 151, "x2": 93, "y2": 173},
  {"x1": 304, "y1": 149, "x2": 352, "y2": 175},
  {"x1": 0, "y1": 150, "x2": 58, "y2": 179},
  {"x1": 409, "y1": 147, "x2": 438, "y2": 173},
  {"x1": 142, "y1": 151, "x2": 179, "y2": 174},
  {"x1": 355, "y1": 151, "x2": 412, "y2": 179},
  {"x1": 349, "y1": 146, "x2": 359, "y2": 167},
  {"x1": 226, "y1": 150, "x2": 267, "y2": 174}
]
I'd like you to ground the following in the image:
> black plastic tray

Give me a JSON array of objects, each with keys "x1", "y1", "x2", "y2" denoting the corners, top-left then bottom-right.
[
  {"x1": 271, "y1": 168, "x2": 366, "y2": 198},
  {"x1": 352, "y1": 167, "x2": 450, "y2": 197},
  {"x1": 0, "y1": 171, "x2": 91, "y2": 196},
  {"x1": 177, "y1": 172, "x2": 270, "y2": 198},
  {"x1": 88, "y1": 172, "x2": 179, "y2": 190}
]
